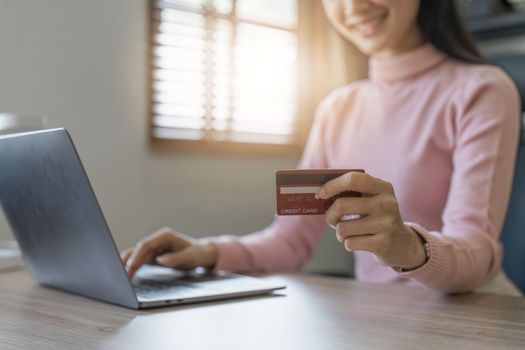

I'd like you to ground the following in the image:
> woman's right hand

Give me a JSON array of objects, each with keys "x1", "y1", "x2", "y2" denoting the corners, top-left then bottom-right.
[{"x1": 120, "y1": 227, "x2": 218, "y2": 278}]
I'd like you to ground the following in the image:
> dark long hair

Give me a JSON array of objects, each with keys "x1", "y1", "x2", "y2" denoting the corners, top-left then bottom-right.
[{"x1": 417, "y1": 0, "x2": 485, "y2": 64}]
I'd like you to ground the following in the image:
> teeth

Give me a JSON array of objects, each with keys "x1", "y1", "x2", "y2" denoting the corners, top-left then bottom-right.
[{"x1": 354, "y1": 17, "x2": 382, "y2": 37}]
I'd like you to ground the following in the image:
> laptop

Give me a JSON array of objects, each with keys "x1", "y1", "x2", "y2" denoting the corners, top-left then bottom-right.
[{"x1": 0, "y1": 128, "x2": 285, "y2": 309}]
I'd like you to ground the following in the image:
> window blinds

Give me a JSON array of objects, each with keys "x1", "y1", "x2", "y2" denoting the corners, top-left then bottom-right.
[{"x1": 151, "y1": 0, "x2": 299, "y2": 145}]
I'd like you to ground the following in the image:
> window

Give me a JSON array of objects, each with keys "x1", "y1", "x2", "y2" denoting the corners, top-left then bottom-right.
[{"x1": 150, "y1": 0, "x2": 299, "y2": 148}]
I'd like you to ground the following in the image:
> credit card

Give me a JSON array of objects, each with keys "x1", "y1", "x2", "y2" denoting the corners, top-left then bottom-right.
[{"x1": 276, "y1": 169, "x2": 364, "y2": 216}]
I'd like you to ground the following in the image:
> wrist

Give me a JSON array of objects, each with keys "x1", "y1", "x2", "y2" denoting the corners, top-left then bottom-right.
[
  {"x1": 393, "y1": 226, "x2": 429, "y2": 272},
  {"x1": 201, "y1": 242, "x2": 219, "y2": 269}
]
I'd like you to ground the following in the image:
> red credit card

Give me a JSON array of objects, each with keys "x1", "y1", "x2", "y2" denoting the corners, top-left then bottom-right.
[{"x1": 276, "y1": 169, "x2": 364, "y2": 216}]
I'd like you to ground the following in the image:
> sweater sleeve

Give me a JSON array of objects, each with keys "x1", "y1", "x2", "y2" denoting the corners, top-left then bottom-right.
[
  {"x1": 400, "y1": 68, "x2": 521, "y2": 293},
  {"x1": 206, "y1": 98, "x2": 334, "y2": 273}
]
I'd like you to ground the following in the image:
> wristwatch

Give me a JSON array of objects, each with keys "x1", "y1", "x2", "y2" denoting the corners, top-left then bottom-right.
[{"x1": 392, "y1": 239, "x2": 430, "y2": 273}]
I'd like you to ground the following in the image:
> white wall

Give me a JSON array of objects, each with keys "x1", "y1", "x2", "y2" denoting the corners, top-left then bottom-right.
[{"x1": 0, "y1": 0, "x2": 352, "y2": 274}]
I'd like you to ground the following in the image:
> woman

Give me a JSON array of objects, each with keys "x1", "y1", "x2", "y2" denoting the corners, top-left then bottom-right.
[{"x1": 123, "y1": 0, "x2": 521, "y2": 293}]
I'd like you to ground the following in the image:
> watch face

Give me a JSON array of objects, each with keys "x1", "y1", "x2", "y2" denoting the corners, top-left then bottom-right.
[{"x1": 423, "y1": 242, "x2": 431, "y2": 260}]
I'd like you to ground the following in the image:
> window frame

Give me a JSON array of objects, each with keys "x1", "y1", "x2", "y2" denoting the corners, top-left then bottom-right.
[{"x1": 148, "y1": 0, "x2": 307, "y2": 154}]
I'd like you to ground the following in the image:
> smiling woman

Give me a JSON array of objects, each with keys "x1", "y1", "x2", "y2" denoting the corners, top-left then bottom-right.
[{"x1": 131, "y1": 0, "x2": 522, "y2": 296}]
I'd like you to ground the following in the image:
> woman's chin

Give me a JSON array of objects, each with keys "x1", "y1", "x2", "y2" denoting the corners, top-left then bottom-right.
[
  {"x1": 342, "y1": 28, "x2": 391, "y2": 56},
  {"x1": 353, "y1": 40, "x2": 390, "y2": 57}
]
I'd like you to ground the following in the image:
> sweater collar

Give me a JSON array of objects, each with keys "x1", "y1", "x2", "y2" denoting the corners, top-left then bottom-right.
[{"x1": 369, "y1": 43, "x2": 447, "y2": 84}]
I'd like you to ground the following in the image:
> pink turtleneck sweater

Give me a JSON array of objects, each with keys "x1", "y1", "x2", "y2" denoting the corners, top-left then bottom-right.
[{"x1": 208, "y1": 43, "x2": 521, "y2": 293}]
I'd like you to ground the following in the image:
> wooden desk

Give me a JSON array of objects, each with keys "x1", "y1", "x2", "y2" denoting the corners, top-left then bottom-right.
[{"x1": 1, "y1": 269, "x2": 524, "y2": 350}]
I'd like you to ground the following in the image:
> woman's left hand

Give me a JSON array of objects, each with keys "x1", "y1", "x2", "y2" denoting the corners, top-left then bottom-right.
[{"x1": 317, "y1": 171, "x2": 427, "y2": 270}]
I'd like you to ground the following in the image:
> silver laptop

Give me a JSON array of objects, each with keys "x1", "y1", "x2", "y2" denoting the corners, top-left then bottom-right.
[{"x1": 0, "y1": 128, "x2": 285, "y2": 309}]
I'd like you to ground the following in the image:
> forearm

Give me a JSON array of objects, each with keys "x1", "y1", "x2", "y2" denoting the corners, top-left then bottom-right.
[{"x1": 208, "y1": 215, "x2": 326, "y2": 273}]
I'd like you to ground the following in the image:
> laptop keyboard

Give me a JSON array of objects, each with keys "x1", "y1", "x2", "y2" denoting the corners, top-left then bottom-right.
[
  {"x1": 130, "y1": 265, "x2": 276, "y2": 302},
  {"x1": 133, "y1": 279, "x2": 203, "y2": 299},
  {"x1": 131, "y1": 266, "x2": 241, "y2": 300}
]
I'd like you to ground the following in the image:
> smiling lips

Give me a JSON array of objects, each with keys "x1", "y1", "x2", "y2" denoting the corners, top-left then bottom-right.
[{"x1": 345, "y1": 12, "x2": 388, "y2": 38}]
